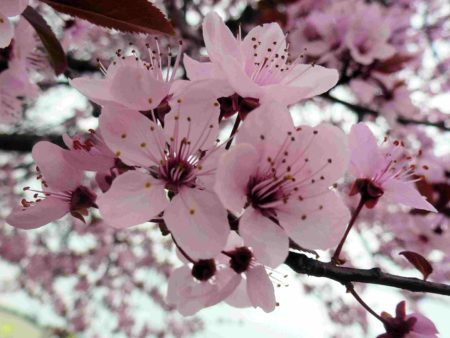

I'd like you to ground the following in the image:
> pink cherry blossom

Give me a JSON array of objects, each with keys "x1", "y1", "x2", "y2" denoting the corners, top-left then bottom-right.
[
  {"x1": 70, "y1": 40, "x2": 181, "y2": 112},
  {"x1": 215, "y1": 102, "x2": 350, "y2": 267},
  {"x1": 166, "y1": 249, "x2": 241, "y2": 316},
  {"x1": 185, "y1": 11, "x2": 339, "y2": 107},
  {"x1": 344, "y1": 4, "x2": 396, "y2": 65},
  {"x1": 6, "y1": 141, "x2": 97, "y2": 228},
  {"x1": 0, "y1": 0, "x2": 28, "y2": 48},
  {"x1": 223, "y1": 232, "x2": 277, "y2": 313},
  {"x1": 348, "y1": 123, "x2": 436, "y2": 211},
  {"x1": 97, "y1": 82, "x2": 230, "y2": 259},
  {"x1": 63, "y1": 129, "x2": 116, "y2": 173},
  {"x1": 378, "y1": 301, "x2": 438, "y2": 338}
]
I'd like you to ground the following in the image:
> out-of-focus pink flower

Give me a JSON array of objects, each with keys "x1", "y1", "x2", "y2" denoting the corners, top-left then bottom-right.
[
  {"x1": 185, "y1": 12, "x2": 339, "y2": 107},
  {"x1": 166, "y1": 250, "x2": 241, "y2": 316},
  {"x1": 0, "y1": 0, "x2": 28, "y2": 48},
  {"x1": 377, "y1": 301, "x2": 438, "y2": 338},
  {"x1": 71, "y1": 41, "x2": 181, "y2": 112},
  {"x1": 223, "y1": 232, "x2": 277, "y2": 313},
  {"x1": 6, "y1": 141, "x2": 97, "y2": 228},
  {"x1": 348, "y1": 123, "x2": 436, "y2": 211},
  {"x1": 215, "y1": 102, "x2": 350, "y2": 267},
  {"x1": 97, "y1": 83, "x2": 229, "y2": 259},
  {"x1": 345, "y1": 4, "x2": 395, "y2": 65}
]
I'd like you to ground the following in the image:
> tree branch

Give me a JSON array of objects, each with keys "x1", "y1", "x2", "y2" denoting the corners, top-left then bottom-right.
[
  {"x1": 0, "y1": 133, "x2": 63, "y2": 152},
  {"x1": 322, "y1": 93, "x2": 450, "y2": 132},
  {"x1": 285, "y1": 251, "x2": 450, "y2": 296}
]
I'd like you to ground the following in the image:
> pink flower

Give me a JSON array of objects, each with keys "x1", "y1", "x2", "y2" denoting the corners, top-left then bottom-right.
[
  {"x1": 215, "y1": 102, "x2": 350, "y2": 267},
  {"x1": 223, "y1": 232, "x2": 277, "y2": 313},
  {"x1": 63, "y1": 130, "x2": 116, "y2": 173},
  {"x1": 345, "y1": 4, "x2": 396, "y2": 65},
  {"x1": 348, "y1": 123, "x2": 436, "y2": 211},
  {"x1": 97, "y1": 83, "x2": 230, "y2": 259},
  {"x1": 70, "y1": 40, "x2": 181, "y2": 112},
  {"x1": 166, "y1": 249, "x2": 241, "y2": 316},
  {"x1": 378, "y1": 301, "x2": 438, "y2": 338},
  {"x1": 6, "y1": 141, "x2": 97, "y2": 229},
  {"x1": 185, "y1": 12, "x2": 339, "y2": 108},
  {"x1": 0, "y1": 0, "x2": 28, "y2": 48}
]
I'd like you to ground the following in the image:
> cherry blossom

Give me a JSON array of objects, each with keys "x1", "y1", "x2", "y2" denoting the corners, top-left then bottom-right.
[
  {"x1": 223, "y1": 232, "x2": 277, "y2": 313},
  {"x1": 97, "y1": 83, "x2": 230, "y2": 259},
  {"x1": 167, "y1": 248, "x2": 241, "y2": 316},
  {"x1": 215, "y1": 102, "x2": 350, "y2": 267},
  {"x1": 185, "y1": 11, "x2": 339, "y2": 111},
  {"x1": 377, "y1": 301, "x2": 439, "y2": 338},
  {"x1": 6, "y1": 141, "x2": 97, "y2": 228},
  {"x1": 0, "y1": 0, "x2": 28, "y2": 48},
  {"x1": 348, "y1": 123, "x2": 437, "y2": 211},
  {"x1": 345, "y1": 3, "x2": 396, "y2": 65},
  {"x1": 71, "y1": 40, "x2": 182, "y2": 112}
]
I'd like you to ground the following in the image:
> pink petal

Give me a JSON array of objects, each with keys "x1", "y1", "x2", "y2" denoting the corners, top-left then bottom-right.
[
  {"x1": 225, "y1": 279, "x2": 252, "y2": 308},
  {"x1": 63, "y1": 135, "x2": 115, "y2": 172},
  {"x1": 163, "y1": 189, "x2": 229, "y2": 260},
  {"x1": 0, "y1": 14, "x2": 14, "y2": 48},
  {"x1": 97, "y1": 171, "x2": 168, "y2": 229},
  {"x1": 407, "y1": 313, "x2": 438, "y2": 337},
  {"x1": 277, "y1": 190, "x2": 350, "y2": 250},
  {"x1": 202, "y1": 12, "x2": 241, "y2": 64},
  {"x1": 287, "y1": 123, "x2": 349, "y2": 194},
  {"x1": 69, "y1": 77, "x2": 112, "y2": 106},
  {"x1": 383, "y1": 179, "x2": 437, "y2": 212},
  {"x1": 108, "y1": 57, "x2": 170, "y2": 110},
  {"x1": 0, "y1": 0, "x2": 28, "y2": 17},
  {"x1": 236, "y1": 102, "x2": 295, "y2": 154},
  {"x1": 32, "y1": 141, "x2": 83, "y2": 192},
  {"x1": 349, "y1": 123, "x2": 383, "y2": 178},
  {"x1": 241, "y1": 23, "x2": 286, "y2": 66},
  {"x1": 99, "y1": 105, "x2": 166, "y2": 167},
  {"x1": 239, "y1": 207, "x2": 289, "y2": 268},
  {"x1": 6, "y1": 197, "x2": 69, "y2": 229},
  {"x1": 278, "y1": 64, "x2": 339, "y2": 103},
  {"x1": 215, "y1": 143, "x2": 259, "y2": 215},
  {"x1": 183, "y1": 54, "x2": 216, "y2": 80},
  {"x1": 206, "y1": 267, "x2": 242, "y2": 307},
  {"x1": 166, "y1": 265, "x2": 191, "y2": 305},
  {"x1": 246, "y1": 265, "x2": 276, "y2": 313},
  {"x1": 261, "y1": 84, "x2": 312, "y2": 105},
  {"x1": 218, "y1": 56, "x2": 262, "y2": 99},
  {"x1": 166, "y1": 81, "x2": 221, "y2": 153}
]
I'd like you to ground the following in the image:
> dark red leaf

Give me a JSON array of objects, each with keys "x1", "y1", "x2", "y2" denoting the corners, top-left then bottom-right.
[
  {"x1": 38, "y1": 0, "x2": 174, "y2": 36},
  {"x1": 399, "y1": 251, "x2": 433, "y2": 281},
  {"x1": 22, "y1": 6, "x2": 67, "y2": 75},
  {"x1": 373, "y1": 54, "x2": 415, "y2": 74}
]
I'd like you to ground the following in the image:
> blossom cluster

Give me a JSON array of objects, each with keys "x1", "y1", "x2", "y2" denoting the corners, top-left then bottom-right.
[{"x1": 4, "y1": 12, "x2": 439, "y2": 326}]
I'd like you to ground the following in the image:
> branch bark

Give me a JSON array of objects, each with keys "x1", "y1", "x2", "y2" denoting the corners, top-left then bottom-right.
[
  {"x1": 0, "y1": 133, "x2": 63, "y2": 152},
  {"x1": 285, "y1": 251, "x2": 450, "y2": 296},
  {"x1": 322, "y1": 93, "x2": 450, "y2": 132}
]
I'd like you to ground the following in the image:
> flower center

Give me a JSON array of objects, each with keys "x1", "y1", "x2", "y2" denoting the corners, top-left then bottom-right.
[
  {"x1": 70, "y1": 186, "x2": 97, "y2": 212},
  {"x1": 159, "y1": 157, "x2": 195, "y2": 193},
  {"x1": 246, "y1": 176, "x2": 285, "y2": 215},
  {"x1": 227, "y1": 247, "x2": 253, "y2": 274},
  {"x1": 191, "y1": 259, "x2": 216, "y2": 281}
]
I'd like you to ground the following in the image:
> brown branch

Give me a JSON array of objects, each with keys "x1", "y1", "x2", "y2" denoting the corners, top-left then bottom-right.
[
  {"x1": 322, "y1": 93, "x2": 450, "y2": 132},
  {"x1": 285, "y1": 251, "x2": 450, "y2": 296}
]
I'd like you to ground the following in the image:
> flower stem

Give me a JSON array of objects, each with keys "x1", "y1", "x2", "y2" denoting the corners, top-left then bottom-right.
[
  {"x1": 346, "y1": 283, "x2": 388, "y2": 325},
  {"x1": 332, "y1": 197, "x2": 365, "y2": 264},
  {"x1": 225, "y1": 115, "x2": 242, "y2": 150}
]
